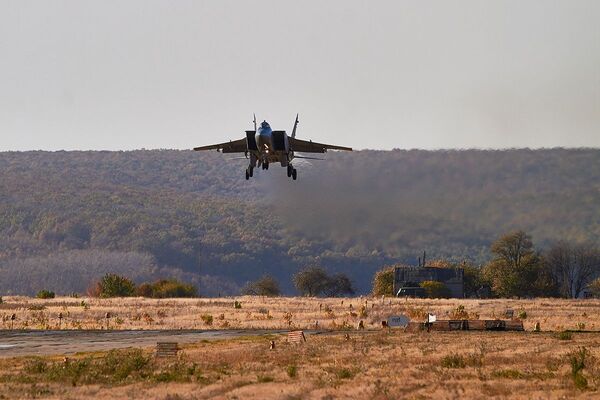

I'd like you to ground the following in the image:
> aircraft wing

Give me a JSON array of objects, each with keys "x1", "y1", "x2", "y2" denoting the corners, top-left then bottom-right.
[
  {"x1": 289, "y1": 137, "x2": 352, "y2": 153},
  {"x1": 193, "y1": 138, "x2": 247, "y2": 153}
]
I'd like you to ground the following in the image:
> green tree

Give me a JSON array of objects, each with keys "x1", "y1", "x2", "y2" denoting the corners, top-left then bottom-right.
[
  {"x1": 293, "y1": 266, "x2": 329, "y2": 297},
  {"x1": 36, "y1": 289, "x2": 55, "y2": 299},
  {"x1": 96, "y1": 273, "x2": 136, "y2": 298},
  {"x1": 420, "y1": 281, "x2": 451, "y2": 298},
  {"x1": 483, "y1": 231, "x2": 548, "y2": 297},
  {"x1": 323, "y1": 273, "x2": 355, "y2": 297},
  {"x1": 371, "y1": 266, "x2": 395, "y2": 296},
  {"x1": 427, "y1": 259, "x2": 487, "y2": 298},
  {"x1": 138, "y1": 279, "x2": 197, "y2": 298},
  {"x1": 462, "y1": 263, "x2": 489, "y2": 298},
  {"x1": 241, "y1": 275, "x2": 281, "y2": 297}
]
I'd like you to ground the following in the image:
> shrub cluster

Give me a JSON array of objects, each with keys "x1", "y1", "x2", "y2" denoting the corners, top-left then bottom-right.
[
  {"x1": 21, "y1": 349, "x2": 205, "y2": 385},
  {"x1": 136, "y1": 279, "x2": 197, "y2": 298},
  {"x1": 36, "y1": 290, "x2": 55, "y2": 299},
  {"x1": 88, "y1": 274, "x2": 197, "y2": 298}
]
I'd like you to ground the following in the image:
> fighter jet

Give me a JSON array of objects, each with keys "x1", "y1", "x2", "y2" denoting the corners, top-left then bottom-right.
[{"x1": 193, "y1": 115, "x2": 352, "y2": 180}]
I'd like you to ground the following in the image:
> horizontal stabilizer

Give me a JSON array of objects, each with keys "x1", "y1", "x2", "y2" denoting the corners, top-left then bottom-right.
[{"x1": 294, "y1": 155, "x2": 325, "y2": 160}]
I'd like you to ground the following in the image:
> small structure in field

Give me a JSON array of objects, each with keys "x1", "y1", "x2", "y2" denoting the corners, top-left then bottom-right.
[
  {"x1": 406, "y1": 319, "x2": 524, "y2": 332},
  {"x1": 156, "y1": 342, "x2": 179, "y2": 358},
  {"x1": 287, "y1": 330, "x2": 306, "y2": 344},
  {"x1": 393, "y1": 266, "x2": 464, "y2": 298},
  {"x1": 387, "y1": 315, "x2": 410, "y2": 328}
]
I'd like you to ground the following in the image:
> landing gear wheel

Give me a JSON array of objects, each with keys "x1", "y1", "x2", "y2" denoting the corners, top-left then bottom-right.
[
  {"x1": 292, "y1": 168, "x2": 297, "y2": 181},
  {"x1": 249, "y1": 166, "x2": 254, "y2": 177},
  {"x1": 287, "y1": 165, "x2": 292, "y2": 177},
  {"x1": 245, "y1": 169, "x2": 250, "y2": 180},
  {"x1": 265, "y1": 162, "x2": 269, "y2": 170}
]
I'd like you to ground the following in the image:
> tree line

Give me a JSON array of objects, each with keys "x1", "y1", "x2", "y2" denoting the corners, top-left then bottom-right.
[
  {"x1": 25, "y1": 231, "x2": 600, "y2": 299},
  {"x1": 32, "y1": 268, "x2": 355, "y2": 299},
  {"x1": 372, "y1": 230, "x2": 600, "y2": 298}
]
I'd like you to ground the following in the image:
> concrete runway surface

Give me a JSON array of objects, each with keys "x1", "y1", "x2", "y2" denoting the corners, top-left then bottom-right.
[{"x1": 0, "y1": 329, "x2": 290, "y2": 357}]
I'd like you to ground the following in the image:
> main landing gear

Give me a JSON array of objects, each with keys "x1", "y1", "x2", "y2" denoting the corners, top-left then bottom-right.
[
  {"x1": 261, "y1": 162, "x2": 269, "y2": 170},
  {"x1": 287, "y1": 165, "x2": 297, "y2": 181},
  {"x1": 245, "y1": 166, "x2": 254, "y2": 180}
]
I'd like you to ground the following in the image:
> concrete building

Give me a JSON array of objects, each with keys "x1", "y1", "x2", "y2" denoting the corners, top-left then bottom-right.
[{"x1": 393, "y1": 266, "x2": 464, "y2": 298}]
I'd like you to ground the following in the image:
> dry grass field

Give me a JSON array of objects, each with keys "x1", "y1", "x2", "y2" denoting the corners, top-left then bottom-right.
[
  {"x1": 2, "y1": 296, "x2": 600, "y2": 399},
  {"x1": 2, "y1": 296, "x2": 600, "y2": 332}
]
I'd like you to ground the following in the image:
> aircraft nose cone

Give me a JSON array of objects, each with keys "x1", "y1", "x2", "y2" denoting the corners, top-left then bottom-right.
[{"x1": 256, "y1": 131, "x2": 271, "y2": 150}]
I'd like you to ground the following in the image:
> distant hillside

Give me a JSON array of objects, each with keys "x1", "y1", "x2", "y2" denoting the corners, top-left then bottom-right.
[{"x1": 0, "y1": 149, "x2": 598, "y2": 295}]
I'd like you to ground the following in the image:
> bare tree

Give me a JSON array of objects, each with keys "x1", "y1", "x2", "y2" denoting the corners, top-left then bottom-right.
[{"x1": 546, "y1": 241, "x2": 600, "y2": 298}]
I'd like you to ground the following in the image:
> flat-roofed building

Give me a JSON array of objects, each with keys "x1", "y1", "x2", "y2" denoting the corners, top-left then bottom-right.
[{"x1": 393, "y1": 266, "x2": 464, "y2": 298}]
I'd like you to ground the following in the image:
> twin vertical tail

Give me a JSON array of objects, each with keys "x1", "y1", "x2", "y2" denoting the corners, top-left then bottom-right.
[
  {"x1": 291, "y1": 113, "x2": 299, "y2": 138},
  {"x1": 253, "y1": 113, "x2": 257, "y2": 131}
]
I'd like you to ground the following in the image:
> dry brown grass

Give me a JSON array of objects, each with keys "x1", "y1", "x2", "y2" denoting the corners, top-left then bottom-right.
[
  {"x1": 2, "y1": 329, "x2": 600, "y2": 399},
  {"x1": 2, "y1": 297, "x2": 600, "y2": 398},
  {"x1": 1, "y1": 296, "x2": 600, "y2": 332}
]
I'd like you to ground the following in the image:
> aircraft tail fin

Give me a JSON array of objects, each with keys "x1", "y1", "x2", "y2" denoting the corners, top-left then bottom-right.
[
  {"x1": 253, "y1": 114, "x2": 257, "y2": 131},
  {"x1": 291, "y1": 114, "x2": 299, "y2": 138}
]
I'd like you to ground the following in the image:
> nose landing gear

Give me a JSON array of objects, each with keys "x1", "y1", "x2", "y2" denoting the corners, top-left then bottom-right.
[{"x1": 287, "y1": 165, "x2": 297, "y2": 180}]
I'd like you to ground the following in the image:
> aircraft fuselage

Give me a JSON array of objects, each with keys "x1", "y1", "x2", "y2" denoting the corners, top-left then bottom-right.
[{"x1": 253, "y1": 121, "x2": 293, "y2": 167}]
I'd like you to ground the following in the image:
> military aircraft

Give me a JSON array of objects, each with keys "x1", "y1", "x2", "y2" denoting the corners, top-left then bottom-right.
[{"x1": 193, "y1": 115, "x2": 352, "y2": 180}]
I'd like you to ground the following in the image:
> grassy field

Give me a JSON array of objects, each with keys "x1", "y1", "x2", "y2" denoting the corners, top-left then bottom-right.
[
  {"x1": 1, "y1": 296, "x2": 600, "y2": 332},
  {"x1": 2, "y1": 296, "x2": 600, "y2": 399}
]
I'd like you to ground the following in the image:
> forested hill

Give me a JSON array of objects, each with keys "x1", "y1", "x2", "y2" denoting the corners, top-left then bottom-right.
[{"x1": 1, "y1": 149, "x2": 599, "y2": 296}]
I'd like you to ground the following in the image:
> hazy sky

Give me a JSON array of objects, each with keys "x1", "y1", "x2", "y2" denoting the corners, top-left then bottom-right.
[{"x1": 1, "y1": 0, "x2": 599, "y2": 151}]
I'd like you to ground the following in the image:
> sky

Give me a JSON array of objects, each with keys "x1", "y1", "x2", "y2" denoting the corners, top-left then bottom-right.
[{"x1": 0, "y1": 0, "x2": 599, "y2": 151}]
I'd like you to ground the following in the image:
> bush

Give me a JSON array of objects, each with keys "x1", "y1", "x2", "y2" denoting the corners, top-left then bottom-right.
[
  {"x1": 335, "y1": 368, "x2": 355, "y2": 379},
  {"x1": 23, "y1": 349, "x2": 151, "y2": 385},
  {"x1": 90, "y1": 274, "x2": 136, "y2": 298},
  {"x1": 241, "y1": 275, "x2": 281, "y2": 297},
  {"x1": 517, "y1": 310, "x2": 527, "y2": 320},
  {"x1": 200, "y1": 314, "x2": 213, "y2": 326},
  {"x1": 135, "y1": 283, "x2": 154, "y2": 297},
  {"x1": 36, "y1": 290, "x2": 55, "y2": 299},
  {"x1": 371, "y1": 266, "x2": 395, "y2": 296},
  {"x1": 136, "y1": 279, "x2": 197, "y2": 298},
  {"x1": 257, "y1": 375, "x2": 274, "y2": 383},
  {"x1": 420, "y1": 281, "x2": 451, "y2": 298},
  {"x1": 450, "y1": 305, "x2": 470, "y2": 320},
  {"x1": 491, "y1": 369, "x2": 525, "y2": 379},
  {"x1": 286, "y1": 365, "x2": 297, "y2": 378},
  {"x1": 557, "y1": 331, "x2": 573, "y2": 340},
  {"x1": 569, "y1": 347, "x2": 589, "y2": 390},
  {"x1": 441, "y1": 354, "x2": 466, "y2": 368}
]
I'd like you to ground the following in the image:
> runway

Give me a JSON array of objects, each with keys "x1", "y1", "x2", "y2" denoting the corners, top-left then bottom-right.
[{"x1": 0, "y1": 329, "x2": 290, "y2": 357}]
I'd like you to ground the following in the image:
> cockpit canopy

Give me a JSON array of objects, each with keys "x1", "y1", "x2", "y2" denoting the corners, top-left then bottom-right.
[{"x1": 260, "y1": 121, "x2": 270, "y2": 129}]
